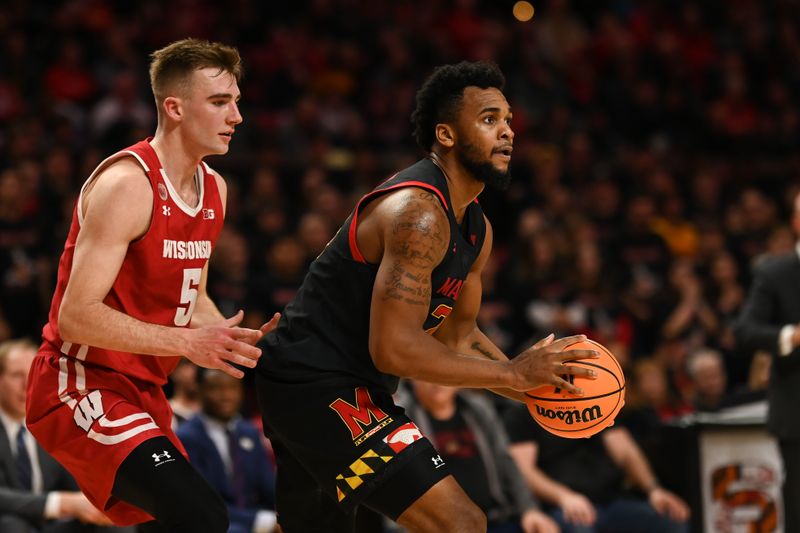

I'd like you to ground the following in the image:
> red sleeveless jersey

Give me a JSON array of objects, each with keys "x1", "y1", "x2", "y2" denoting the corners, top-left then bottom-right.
[{"x1": 40, "y1": 138, "x2": 224, "y2": 385}]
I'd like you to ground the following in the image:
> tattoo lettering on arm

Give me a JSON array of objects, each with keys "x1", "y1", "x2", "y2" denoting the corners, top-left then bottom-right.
[
  {"x1": 471, "y1": 341, "x2": 500, "y2": 361},
  {"x1": 381, "y1": 190, "x2": 448, "y2": 307}
]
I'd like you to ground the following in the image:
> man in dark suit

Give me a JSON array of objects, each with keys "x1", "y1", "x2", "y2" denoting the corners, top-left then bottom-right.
[
  {"x1": 0, "y1": 339, "x2": 129, "y2": 533},
  {"x1": 176, "y1": 368, "x2": 276, "y2": 533},
  {"x1": 735, "y1": 191, "x2": 800, "y2": 532}
]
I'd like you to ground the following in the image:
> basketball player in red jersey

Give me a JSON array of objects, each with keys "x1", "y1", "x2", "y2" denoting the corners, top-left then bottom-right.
[{"x1": 26, "y1": 39, "x2": 278, "y2": 533}]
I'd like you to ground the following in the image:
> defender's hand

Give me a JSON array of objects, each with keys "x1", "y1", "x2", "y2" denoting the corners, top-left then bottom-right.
[
  {"x1": 507, "y1": 334, "x2": 598, "y2": 394},
  {"x1": 183, "y1": 312, "x2": 264, "y2": 379}
]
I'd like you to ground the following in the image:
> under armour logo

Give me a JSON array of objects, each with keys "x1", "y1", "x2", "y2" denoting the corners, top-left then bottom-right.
[
  {"x1": 202, "y1": 208, "x2": 215, "y2": 220},
  {"x1": 162, "y1": 205, "x2": 171, "y2": 216},
  {"x1": 431, "y1": 455, "x2": 445, "y2": 468},
  {"x1": 152, "y1": 451, "x2": 171, "y2": 463}
]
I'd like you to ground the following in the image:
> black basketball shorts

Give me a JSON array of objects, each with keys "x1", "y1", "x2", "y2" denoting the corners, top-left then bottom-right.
[{"x1": 255, "y1": 372, "x2": 450, "y2": 528}]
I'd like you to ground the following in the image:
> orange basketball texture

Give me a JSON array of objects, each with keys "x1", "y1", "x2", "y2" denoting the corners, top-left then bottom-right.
[{"x1": 524, "y1": 339, "x2": 625, "y2": 438}]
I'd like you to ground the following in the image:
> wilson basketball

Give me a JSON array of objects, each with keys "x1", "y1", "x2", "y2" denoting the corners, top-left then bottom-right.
[{"x1": 524, "y1": 339, "x2": 625, "y2": 438}]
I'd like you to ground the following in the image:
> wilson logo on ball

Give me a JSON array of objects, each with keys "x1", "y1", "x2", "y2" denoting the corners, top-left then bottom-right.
[
  {"x1": 524, "y1": 339, "x2": 625, "y2": 439},
  {"x1": 533, "y1": 404, "x2": 602, "y2": 425}
]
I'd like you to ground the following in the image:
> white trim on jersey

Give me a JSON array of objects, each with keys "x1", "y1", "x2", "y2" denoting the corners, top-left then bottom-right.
[
  {"x1": 57, "y1": 357, "x2": 77, "y2": 409},
  {"x1": 75, "y1": 360, "x2": 86, "y2": 393},
  {"x1": 97, "y1": 412, "x2": 153, "y2": 428},
  {"x1": 88, "y1": 422, "x2": 159, "y2": 446},
  {"x1": 55, "y1": 359, "x2": 160, "y2": 446},
  {"x1": 159, "y1": 166, "x2": 205, "y2": 217}
]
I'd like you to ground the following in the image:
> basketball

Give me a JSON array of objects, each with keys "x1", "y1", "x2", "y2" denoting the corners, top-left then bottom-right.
[{"x1": 524, "y1": 339, "x2": 625, "y2": 439}]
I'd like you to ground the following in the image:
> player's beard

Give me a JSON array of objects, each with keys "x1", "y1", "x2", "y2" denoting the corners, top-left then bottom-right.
[{"x1": 457, "y1": 140, "x2": 512, "y2": 190}]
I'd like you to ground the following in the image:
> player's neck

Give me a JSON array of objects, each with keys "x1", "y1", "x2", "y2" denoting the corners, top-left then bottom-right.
[
  {"x1": 429, "y1": 151, "x2": 484, "y2": 223},
  {"x1": 149, "y1": 131, "x2": 204, "y2": 190}
]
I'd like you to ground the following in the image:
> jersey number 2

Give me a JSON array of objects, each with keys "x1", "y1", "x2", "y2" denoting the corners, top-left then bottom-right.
[{"x1": 174, "y1": 268, "x2": 202, "y2": 326}]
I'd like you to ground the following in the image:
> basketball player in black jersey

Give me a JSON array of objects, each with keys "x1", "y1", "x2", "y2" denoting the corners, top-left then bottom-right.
[{"x1": 255, "y1": 62, "x2": 599, "y2": 532}]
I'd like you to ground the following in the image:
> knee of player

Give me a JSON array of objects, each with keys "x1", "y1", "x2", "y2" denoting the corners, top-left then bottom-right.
[
  {"x1": 461, "y1": 504, "x2": 486, "y2": 532},
  {"x1": 173, "y1": 483, "x2": 228, "y2": 532},
  {"x1": 444, "y1": 500, "x2": 486, "y2": 533},
  {"x1": 197, "y1": 490, "x2": 229, "y2": 532}
]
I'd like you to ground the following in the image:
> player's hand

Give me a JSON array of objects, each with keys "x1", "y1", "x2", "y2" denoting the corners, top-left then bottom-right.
[
  {"x1": 521, "y1": 508, "x2": 560, "y2": 533},
  {"x1": 59, "y1": 492, "x2": 114, "y2": 525},
  {"x1": 507, "y1": 334, "x2": 599, "y2": 394},
  {"x1": 557, "y1": 491, "x2": 596, "y2": 526},
  {"x1": 257, "y1": 311, "x2": 282, "y2": 337},
  {"x1": 183, "y1": 313, "x2": 264, "y2": 379},
  {"x1": 215, "y1": 310, "x2": 280, "y2": 346},
  {"x1": 649, "y1": 487, "x2": 690, "y2": 522}
]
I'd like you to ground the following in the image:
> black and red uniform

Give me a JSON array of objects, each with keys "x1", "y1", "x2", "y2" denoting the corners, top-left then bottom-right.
[{"x1": 256, "y1": 158, "x2": 487, "y2": 529}]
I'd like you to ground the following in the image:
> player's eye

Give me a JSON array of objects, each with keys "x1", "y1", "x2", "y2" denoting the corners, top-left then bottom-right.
[{"x1": 483, "y1": 116, "x2": 496, "y2": 124}]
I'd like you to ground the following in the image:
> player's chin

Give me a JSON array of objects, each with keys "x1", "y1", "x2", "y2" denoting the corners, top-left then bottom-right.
[{"x1": 209, "y1": 144, "x2": 230, "y2": 155}]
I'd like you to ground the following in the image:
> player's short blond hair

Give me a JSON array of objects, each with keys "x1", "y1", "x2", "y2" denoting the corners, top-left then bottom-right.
[
  {"x1": 149, "y1": 38, "x2": 243, "y2": 114},
  {"x1": 0, "y1": 339, "x2": 36, "y2": 375}
]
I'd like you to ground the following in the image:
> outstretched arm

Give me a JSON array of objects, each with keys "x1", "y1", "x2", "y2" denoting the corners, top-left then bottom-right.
[
  {"x1": 58, "y1": 159, "x2": 262, "y2": 378},
  {"x1": 367, "y1": 189, "x2": 595, "y2": 391}
]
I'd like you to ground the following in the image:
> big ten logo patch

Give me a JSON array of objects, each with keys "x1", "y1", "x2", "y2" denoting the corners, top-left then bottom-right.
[
  {"x1": 329, "y1": 387, "x2": 393, "y2": 446},
  {"x1": 710, "y1": 462, "x2": 779, "y2": 533}
]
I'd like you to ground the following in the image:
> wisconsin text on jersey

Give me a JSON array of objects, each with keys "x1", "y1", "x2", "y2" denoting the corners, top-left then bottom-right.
[{"x1": 162, "y1": 239, "x2": 212, "y2": 260}]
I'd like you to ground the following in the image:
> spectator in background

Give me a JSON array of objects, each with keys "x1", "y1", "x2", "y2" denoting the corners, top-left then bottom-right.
[
  {"x1": 0, "y1": 339, "x2": 122, "y2": 533},
  {"x1": 168, "y1": 359, "x2": 200, "y2": 431},
  {"x1": 247, "y1": 235, "x2": 306, "y2": 324},
  {"x1": 685, "y1": 349, "x2": 728, "y2": 412},
  {"x1": 397, "y1": 381, "x2": 557, "y2": 533},
  {"x1": 616, "y1": 195, "x2": 672, "y2": 357},
  {"x1": 504, "y1": 402, "x2": 690, "y2": 533},
  {"x1": 89, "y1": 71, "x2": 154, "y2": 153},
  {"x1": 658, "y1": 259, "x2": 718, "y2": 345},
  {"x1": 177, "y1": 368, "x2": 277, "y2": 533},
  {"x1": 734, "y1": 190, "x2": 800, "y2": 532},
  {"x1": 0, "y1": 169, "x2": 48, "y2": 341}
]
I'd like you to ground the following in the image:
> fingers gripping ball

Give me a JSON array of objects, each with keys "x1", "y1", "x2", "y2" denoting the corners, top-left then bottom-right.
[{"x1": 525, "y1": 340, "x2": 625, "y2": 438}]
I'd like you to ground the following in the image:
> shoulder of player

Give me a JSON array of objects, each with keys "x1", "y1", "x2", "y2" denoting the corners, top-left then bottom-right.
[
  {"x1": 378, "y1": 187, "x2": 450, "y2": 257},
  {"x1": 87, "y1": 157, "x2": 153, "y2": 206},
  {"x1": 375, "y1": 187, "x2": 450, "y2": 266},
  {"x1": 378, "y1": 186, "x2": 450, "y2": 234}
]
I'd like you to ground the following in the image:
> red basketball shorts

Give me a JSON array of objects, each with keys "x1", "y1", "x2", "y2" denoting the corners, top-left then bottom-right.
[{"x1": 26, "y1": 351, "x2": 187, "y2": 526}]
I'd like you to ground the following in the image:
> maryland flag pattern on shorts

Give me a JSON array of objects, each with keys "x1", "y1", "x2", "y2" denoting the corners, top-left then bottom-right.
[{"x1": 335, "y1": 421, "x2": 424, "y2": 502}]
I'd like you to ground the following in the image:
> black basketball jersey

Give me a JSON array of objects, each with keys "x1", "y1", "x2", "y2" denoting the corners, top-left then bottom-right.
[{"x1": 260, "y1": 158, "x2": 487, "y2": 392}]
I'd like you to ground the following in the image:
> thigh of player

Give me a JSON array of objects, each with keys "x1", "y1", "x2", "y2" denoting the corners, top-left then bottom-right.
[{"x1": 256, "y1": 374, "x2": 462, "y2": 528}]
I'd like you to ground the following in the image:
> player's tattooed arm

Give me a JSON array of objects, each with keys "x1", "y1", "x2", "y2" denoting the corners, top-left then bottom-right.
[
  {"x1": 471, "y1": 340, "x2": 500, "y2": 361},
  {"x1": 381, "y1": 190, "x2": 448, "y2": 307}
]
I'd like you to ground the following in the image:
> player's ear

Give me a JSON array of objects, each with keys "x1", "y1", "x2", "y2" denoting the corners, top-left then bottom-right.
[
  {"x1": 162, "y1": 96, "x2": 183, "y2": 122},
  {"x1": 435, "y1": 123, "x2": 455, "y2": 148}
]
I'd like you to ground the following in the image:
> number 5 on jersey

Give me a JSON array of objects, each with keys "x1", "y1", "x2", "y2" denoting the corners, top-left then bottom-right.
[{"x1": 174, "y1": 268, "x2": 202, "y2": 326}]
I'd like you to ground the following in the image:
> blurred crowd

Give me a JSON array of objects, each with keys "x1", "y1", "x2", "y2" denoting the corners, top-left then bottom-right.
[{"x1": 1, "y1": 0, "x2": 800, "y2": 525}]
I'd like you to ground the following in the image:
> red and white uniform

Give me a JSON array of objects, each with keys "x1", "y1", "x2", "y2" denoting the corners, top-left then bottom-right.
[{"x1": 26, "y1": 139, "x2": 224, "y2": 525}]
